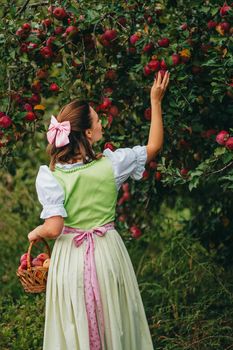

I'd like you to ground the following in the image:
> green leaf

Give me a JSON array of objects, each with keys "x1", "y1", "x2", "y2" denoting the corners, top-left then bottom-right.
[
  {"x1": 0, "y1": 34, "x2": 5, "y2": 44},
  {"x1": 19, "y1": 55, "x2": 29, "y2": 63},
  {"x1": 222, "y1": 152, "x2": 233, "y2": 164},
  {"x1": 214, "y1": 147, "x2": 226, "y2": 156},
  {"x1": 66, "y1": 5, "x2": 80, "y2": 15},
  {"x1": 189, "y1": 180, "x2": 198, "y2": 191}
]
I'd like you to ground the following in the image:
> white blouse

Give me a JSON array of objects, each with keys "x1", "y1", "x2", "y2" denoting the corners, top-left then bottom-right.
[{"x1": 36, "y1": 145, "x2": 147, "y2": 219}]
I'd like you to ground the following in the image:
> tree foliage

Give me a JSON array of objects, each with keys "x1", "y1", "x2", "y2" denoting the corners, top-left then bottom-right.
[{"x1": 0, "y1": 1, "x2": 233, "y2": 348}]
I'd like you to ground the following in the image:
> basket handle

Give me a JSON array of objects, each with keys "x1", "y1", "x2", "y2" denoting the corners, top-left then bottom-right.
[{"x1": 27, "y1": 238, "x2": 51, "y2": 271}]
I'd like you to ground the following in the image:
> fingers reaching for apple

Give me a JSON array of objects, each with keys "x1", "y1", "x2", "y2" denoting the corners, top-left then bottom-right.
[{"x1": 150, "y1": 70, "x2": 170, "y2": 104}]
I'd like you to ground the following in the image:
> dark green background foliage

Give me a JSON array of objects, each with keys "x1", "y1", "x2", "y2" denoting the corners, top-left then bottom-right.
[{"x1": 0, "y1": 0, "x2": 233, "y2": 349}]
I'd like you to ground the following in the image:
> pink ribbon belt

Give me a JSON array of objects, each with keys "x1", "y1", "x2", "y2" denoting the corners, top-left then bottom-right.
[{"x1": 63, "y1": 222, "x2": 115, "y2": 350}]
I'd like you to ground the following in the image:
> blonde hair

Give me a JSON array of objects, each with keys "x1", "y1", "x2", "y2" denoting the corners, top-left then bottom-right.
[{"x1": 47, "y1": 100, "x2": 102, "y2": 171}]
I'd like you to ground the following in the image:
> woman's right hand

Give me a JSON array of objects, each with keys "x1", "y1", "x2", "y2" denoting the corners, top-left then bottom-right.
[{"x1": 150, "y1": 70, "x2": 170, "y2": 104}]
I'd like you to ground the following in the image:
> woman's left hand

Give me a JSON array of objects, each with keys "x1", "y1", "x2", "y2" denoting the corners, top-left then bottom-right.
[{"x1": 28, "y1": 226, "x2": 43, "y2": 243}]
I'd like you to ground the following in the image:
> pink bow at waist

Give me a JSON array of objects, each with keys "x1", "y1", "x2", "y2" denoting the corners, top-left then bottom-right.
[{"x1": 63, "y1": 222, "x2": 115, "y2": 350}]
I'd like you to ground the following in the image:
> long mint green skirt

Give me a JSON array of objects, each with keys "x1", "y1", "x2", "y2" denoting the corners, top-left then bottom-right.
[{"x1": 43, "y1": 229, "x2": 154, "y2": 350}]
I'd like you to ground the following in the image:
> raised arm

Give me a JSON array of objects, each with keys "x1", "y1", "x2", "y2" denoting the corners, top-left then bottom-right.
[{"x1": 146, "y1": 70, "x2": 170, "y2": 163}]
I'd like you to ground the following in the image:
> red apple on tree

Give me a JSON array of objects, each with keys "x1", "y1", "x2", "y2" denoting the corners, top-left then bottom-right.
[
  {"x1": 22, "y1": 23, "x2": 31, "y2": 32},
  {"x1": 180, "y1": 168, "x2": 189, "y2": 177},
  {"x1": 117, "y1": 196, "x2": 125, "y2": 206},
  {"x1": 130, "y1": 33, "x2": 140, "y2": 45},
  {"x1": 65, "y1": 26, "x2": 79, "y2": 39},
  {"x1": 118, "y1": 214, "x2": 127, "y2": 222},
  {"x1": 155, "y1": 171, "x2": 162, "y2": 181},
  {"x1": 25, "y1": 112, "x2": 36, "y2": 122},
  {"x1": 50, "y1": 83, "x2": 60, "y2": 92},
  {"x1": 216, "y1": 130, "x2": 230, "y2": 145},
  {"x1": 142, "y1": 170, "x2": 149, "y2": 180},
  {"x1": 143, "y1": 65, "x2": 152, "y2": 76},
  {"x1": 46, "y1": 36, "x2": 57, "y2": 47},
  {"x1": 158, "y1": 38, "x2": 170, "y2": 47},
  {"x1": 122, "y1": 182, "x2": 129, "y2": 192},
  {"x1": 54, "y1": 26, "x2": 64, "y2": 35},
  {"x1": 104, "y1": 142, "x2": 115, "y2": 151},
  {"x1": 100, "y1": 97, "x2": 112, "y2": 110},
  {"x1": 148, "y1": 59, "x2": 160, "y2": 71},
  {"x1": 172, "y1": 53, "x2": 180, "y2": 65},
  {"x1": 20, "y1": 43, "x2": 28, "y2": 53},
  {"x1": 16, "y1": 28, "x2": 29, "y2": 39},
  {"x1": 207, "y1": 20, "x2": 218, "y2": 29},
  {"x1": 130, "y1": 225, "x2": 142, "y2": 238},
  {"x1": 146, "y1": 15, "x2": 154, "y2": 25},
  {"x1": 180, "y1": 23, "x2": 188, "y2": 30},
  {"x1": 225, "y1": 137, "x2": 233, "y2": 150},
  {"x1": 160, "y1": 59, "x2": 168, "y2": 70},
  {"x1": 220, "y1": 22, "x2": 230, "y2": 31},
  {"x1": 109, "y1": 105, "x2": 119, "y2": 117},
  {"x1": 107, "y1": 115, "x2": 113, "y2": 127},
  {"x1": 104, "y1": 29, "x2": 117, "y2": 41},
  {"x1": 123, "y1": 191, "x2": 131, "y2": 201},
  {"x1": 0, "y1": 115, "x2": 12, "y2": 128},
  {"x1": 53, "y1": 7, "x2": 67, "y2": 20},
  {"x1": 27, "y1": 43, "x2": 38, "y2": 51},
  {"x1": 220, "y1": 2, "x2": 231, "y2": 16},
  {"x1": 143, "y1": 43, "x2": 154, "y2": 53},
  {"x1": 105, "y1": 69, "x2": 117, "y2": 80},
  {"x1": 29, "y1": 94, "x2": 41, "y2": 105},
  {"x1": 99, "y1": 34, "x2": 111, "y2": 47},
  {"x1": 42, "y1": 18, "x2": 52, "y2": 27},
  {"x1": 40, "y1": 46, "x2": 53, "y2": 59}
]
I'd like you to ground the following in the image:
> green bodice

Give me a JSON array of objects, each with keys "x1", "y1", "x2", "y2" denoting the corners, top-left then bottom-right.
[{"x1": 52, "y1": 156, "x2": 117, "y2": 230}]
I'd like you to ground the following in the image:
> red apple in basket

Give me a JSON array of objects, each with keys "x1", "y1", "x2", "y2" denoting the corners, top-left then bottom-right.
[
  {"x1": 19, "y1": 259, "x2": 28, "y2": 270},
  {"x1": 20, "y1": 252, "x2": 33, "y2": 264},
  {"x1": 43, "y1": 258, "x2": 51, "y2": 268},
  {"x1": 37, "y1": 253, "x2": 49, "y2": 262},
  {"x1": 32, "y1": 258, "x2": 43, "y2": 267}
]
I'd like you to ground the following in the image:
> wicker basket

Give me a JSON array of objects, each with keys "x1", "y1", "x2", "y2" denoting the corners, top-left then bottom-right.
[{"x1": 16, "y1": 238, "x2": 51, "y2": 293}]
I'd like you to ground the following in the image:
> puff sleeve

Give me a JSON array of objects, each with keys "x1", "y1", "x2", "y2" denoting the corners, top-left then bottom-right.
[
  {"x1": 35, "y1": 165, "x2": 68, "y2": 219},
  {"x1": 103, "y1": 145, "x2": 147, "y2": 191}
]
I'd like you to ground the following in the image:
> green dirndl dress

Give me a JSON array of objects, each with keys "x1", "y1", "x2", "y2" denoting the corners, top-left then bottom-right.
[{"x1": 41, "y1": 155, "x2": 154, "y2": 350}]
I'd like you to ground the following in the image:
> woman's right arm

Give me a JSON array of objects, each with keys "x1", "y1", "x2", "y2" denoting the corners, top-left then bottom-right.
[
  {"x1": 28, "y1": 216, "x2": 64, "y2": 242},
  {"x1": 146, "y1": 70, "x2": 170, "y2": 163}
]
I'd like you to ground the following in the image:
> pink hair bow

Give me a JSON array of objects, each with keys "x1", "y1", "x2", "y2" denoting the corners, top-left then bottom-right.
[{"x1": 47, "y1": 115, "x2": 71, "y2": 148}]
